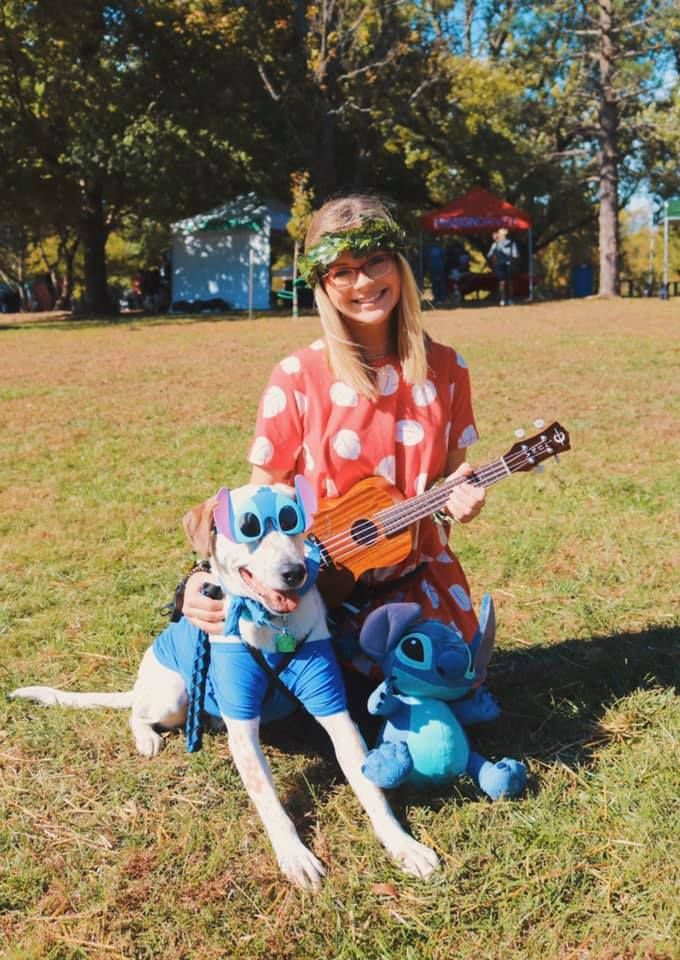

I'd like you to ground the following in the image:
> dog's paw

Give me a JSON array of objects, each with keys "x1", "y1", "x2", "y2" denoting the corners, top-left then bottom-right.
[
  {"x1": 130, "y1": 721, "x2": 164, "y2": 758},
  {"x1": 384, "y1": 832, "x2": 440, "y2": 880},
  {"x1": 275, "y1": 837, "x2": 326, "y2": 892}
]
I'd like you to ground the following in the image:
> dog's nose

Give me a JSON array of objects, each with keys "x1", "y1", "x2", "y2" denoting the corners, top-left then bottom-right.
[{"x1": 282, "y1": 563, "x2": 306, "y2": 588}]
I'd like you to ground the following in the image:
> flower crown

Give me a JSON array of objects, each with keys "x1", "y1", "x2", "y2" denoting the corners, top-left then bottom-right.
[{"x1": 297, "y1": 218, "x2": 407, "y2": 287}]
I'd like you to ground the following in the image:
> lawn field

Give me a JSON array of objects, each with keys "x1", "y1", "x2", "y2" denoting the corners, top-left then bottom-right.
[{"x1": 1, "y1": 298, "x2": 679, "y2": 959}]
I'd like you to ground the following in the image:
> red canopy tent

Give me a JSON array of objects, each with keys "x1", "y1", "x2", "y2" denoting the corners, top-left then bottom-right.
[{"x1": 419, "y1": 186, "x2": 534, "y2": 299}]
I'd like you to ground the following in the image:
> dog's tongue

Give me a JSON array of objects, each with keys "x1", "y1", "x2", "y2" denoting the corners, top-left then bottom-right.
[
  {"x1": 258, "y1": 585, "x2": 300, "y2": 614},
  {"x1": 240, "y1": 568, "x2": 300, "y2": 614}
]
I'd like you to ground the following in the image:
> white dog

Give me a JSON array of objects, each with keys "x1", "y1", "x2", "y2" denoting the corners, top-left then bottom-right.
[{"x1": 11, "y1": 479, "x2": 439, "y2": 891}]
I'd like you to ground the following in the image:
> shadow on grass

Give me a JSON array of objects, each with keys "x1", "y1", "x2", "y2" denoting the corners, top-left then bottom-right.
[
  {"x1": 486, "y1": 621, "x2": 678, "y2": 765},
  {"x1": 253, "y1": 622, "x2": 678, "y2": 822}
]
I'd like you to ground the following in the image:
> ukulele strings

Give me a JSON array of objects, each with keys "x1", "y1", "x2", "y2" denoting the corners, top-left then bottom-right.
[
  {"x1": 317, "y1": 443, "x2": 548, "y2": 567},
  {"x1": 318, "y1": 457, "x2": 514, "y2": 565}
]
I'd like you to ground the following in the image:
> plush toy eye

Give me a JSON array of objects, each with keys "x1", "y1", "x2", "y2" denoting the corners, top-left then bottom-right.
[
  {"x1": 400, "y1": 634, "x2": 425, "y2": 663},
  {"x1": 238, "y1": 512, "x2": 262, "y2": 539}
]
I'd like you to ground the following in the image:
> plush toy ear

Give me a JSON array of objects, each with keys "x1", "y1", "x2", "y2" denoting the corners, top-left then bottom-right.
[
  {"x1": 213, "y1": 487, "x2": 237, "y2": 542},
  {"x1": 471, "y1": 592, "x2": 496, "y2": 684},
  {"x1": 294, "y1": 474, "x2": 317, "y2": 531},
  {"x1": 359, "y1": 602, "x2": 422, "y2": 662}
]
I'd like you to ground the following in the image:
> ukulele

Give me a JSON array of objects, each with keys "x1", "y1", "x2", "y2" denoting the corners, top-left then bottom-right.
[{"x1": 310, "y1": 421, "x2": 570, "y2": 607}]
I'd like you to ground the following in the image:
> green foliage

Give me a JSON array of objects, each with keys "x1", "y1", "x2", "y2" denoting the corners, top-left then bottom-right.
[
  {"x1": 287, "y1": 171, "x2": 315, "y2": 244},
  {"x1": 1, "y1": 0, "x2": 678, "y2": 307},
  {"x1": 297, "y1": 218, "x2": 406, "y2": 285}
]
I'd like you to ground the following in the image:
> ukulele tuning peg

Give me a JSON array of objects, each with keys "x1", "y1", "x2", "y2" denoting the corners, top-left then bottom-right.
[
  {"x1": 514, "y1": 427, "x2": 526, "y2": 438},
  {"x1": 533, "y1": 418, "x2": 545, "y2": 429}
]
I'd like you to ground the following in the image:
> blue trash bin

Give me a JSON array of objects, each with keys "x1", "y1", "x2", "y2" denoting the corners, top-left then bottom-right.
[{"x1": 572, "y1": 264, "x2": 594, "y2": 298}]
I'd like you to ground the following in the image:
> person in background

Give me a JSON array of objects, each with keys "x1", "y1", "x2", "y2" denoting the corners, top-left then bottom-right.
[
  {"x1": 183, "y1": 194, "x2": 491, "y2": 684},
  {"x1": 428, "y1": 240, "x2": 447, "y2": 303},
  {"x1": 487, "y1": 227, "x2": 519, "y2": 305}
]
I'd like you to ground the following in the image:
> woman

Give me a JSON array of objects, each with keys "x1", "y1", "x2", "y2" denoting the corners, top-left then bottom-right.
[
  {"x1": 184, "y1": 195, "x2": 486, "y2": 668},
  {"x1": 487, "y1": 227, "x2": 519, "y2": 306}
]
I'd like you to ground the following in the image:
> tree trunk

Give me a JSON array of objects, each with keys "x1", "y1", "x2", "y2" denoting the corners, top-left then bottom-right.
[
  {"x1": 80, "y1": 183, "x2": 113, "y2": 314},
  {"x1": 316, "y1": 105, "x2": 338, "y2": 201},
  {"x1": 597, "y1": 0, "x2": 620, "y2": 297},
  {"x1": 57, "y1": 238, "x2": 79, "y2": 310}
]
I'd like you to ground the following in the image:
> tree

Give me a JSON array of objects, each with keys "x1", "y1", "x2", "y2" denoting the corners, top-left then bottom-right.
[
  {"x1": 0, "y1": 0, "x2": 272, "y2": 312},
  {"x1": 287, "y1": 170, "x2": 315, "y2": 316},
  {"x1": 505, "y1": 0, "x2": 678, "y2": 295}
]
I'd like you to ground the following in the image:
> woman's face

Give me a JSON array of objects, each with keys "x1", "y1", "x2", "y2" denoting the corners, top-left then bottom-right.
[{"x1": 321, "y1": 250, "x2": 401, "y2": 331}]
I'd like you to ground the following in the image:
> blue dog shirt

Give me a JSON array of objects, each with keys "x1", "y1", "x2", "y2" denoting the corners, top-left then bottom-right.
[{"x1": 153, "y1": 617, "x2": 346, "y2": 721}]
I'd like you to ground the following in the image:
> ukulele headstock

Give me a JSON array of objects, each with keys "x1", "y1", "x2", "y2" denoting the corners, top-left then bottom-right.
[{"x1": 503, "y1": 421, "x2": 570, "y2": 473}]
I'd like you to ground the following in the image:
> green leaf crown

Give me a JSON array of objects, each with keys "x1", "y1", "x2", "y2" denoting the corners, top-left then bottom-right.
[{"x1": 297, "y1": 218, "x2": 406, "y2": 287}]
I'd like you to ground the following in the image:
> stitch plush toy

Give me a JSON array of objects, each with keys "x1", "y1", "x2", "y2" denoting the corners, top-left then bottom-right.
[{"x1": 359, "y1": 596, "x2": 527, "y2": 800}]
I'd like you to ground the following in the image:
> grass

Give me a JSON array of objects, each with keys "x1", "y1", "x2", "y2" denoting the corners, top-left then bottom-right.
[{"x1": 1, "y1": 298, "x2": 679, "y2": 959}]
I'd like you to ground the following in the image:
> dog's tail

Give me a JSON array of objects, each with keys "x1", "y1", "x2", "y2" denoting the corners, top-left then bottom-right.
[{"x1": 9, "y1": 685, "x2": 134, "y2": 709}]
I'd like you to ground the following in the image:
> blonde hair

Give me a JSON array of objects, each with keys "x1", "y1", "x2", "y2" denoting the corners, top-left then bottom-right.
[{"x1": 305, "y1": 195, "x2": 428, "y2": 399}]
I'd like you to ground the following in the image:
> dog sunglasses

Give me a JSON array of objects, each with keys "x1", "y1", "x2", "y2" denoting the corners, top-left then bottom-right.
[{"x1": 214, "y1": 476, "x2": 317, "y2": 545}]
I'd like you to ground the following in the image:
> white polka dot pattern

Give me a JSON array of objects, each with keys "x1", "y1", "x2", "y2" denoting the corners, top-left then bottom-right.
[
  {"x1": 280, "y1": 355, "x2": 301, "y2": 373},
  {"x1": 458, "y1": 424, "x2": 478, "y2": 447},
  {"x1": 377, "y1": 364, "x2": 399, "y2": 396},
  {"x1": 262, "y1": 385, "x2": 287, "y2": 418},
  {"x1": 412, "y1": 380, "x2": 437, "y2": 407},
  {"x1": 294, "y1": 390, "x2": 308, "y2": 415},
  {"x1": 396, "y1": 420, "x2": 425, "y2": 446},
  {"x1": 332, "y1": 429, "x2": 361, "y2": 460},
  {"x1": 449, "y1": 583, "x2": 472, "y2": 611},
  {"x1": 330, "y1": 382, "x2": 358, "y2": 407},
  {"x1": 376, "y1": 455, "x2": 396, "y2": 484},
  {"x1": 422, "y1": 579, "x2": 440, "y2": 609},
  {"x1": 250, "y1": 436, "x2": 274, "y2": 466}
]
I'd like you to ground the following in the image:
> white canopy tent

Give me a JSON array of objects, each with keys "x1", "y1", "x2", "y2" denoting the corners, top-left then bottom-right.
[
  {"x1": 662, "y1": 197, "x2": 680, "y2": 295},
  {"x1": 171, "y1": 194, "x2": 290, "y2": 311}
]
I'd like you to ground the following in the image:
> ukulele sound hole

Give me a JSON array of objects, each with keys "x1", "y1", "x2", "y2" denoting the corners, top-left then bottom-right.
[{"x1": 351, "y1": 518, "x2": 379, "y2": 546}]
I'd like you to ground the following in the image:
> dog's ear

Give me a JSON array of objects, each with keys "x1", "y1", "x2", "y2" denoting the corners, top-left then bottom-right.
[
  {"x1": 359, "y1": 602, "x2": 422, "y2": 662},
  {"x1": 182, "y1": 496, "x2": 219, "y2": 558}
]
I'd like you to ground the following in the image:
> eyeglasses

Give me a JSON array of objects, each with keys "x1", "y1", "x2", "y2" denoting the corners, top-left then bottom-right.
[
  {"x1": 233, "y1": 489, "x2": 306, "y2": 543},
  {"x1": 215, "y1": 486, "x2": 307, "y2": 544},
  {"x1": 323, "y1": 253, "x2": 395, "y2": 289}
]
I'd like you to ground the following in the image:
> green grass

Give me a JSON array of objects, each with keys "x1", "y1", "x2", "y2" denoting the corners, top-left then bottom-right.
[{"x1": 1, "y1": 299, "x2": 678, "y2": 959}]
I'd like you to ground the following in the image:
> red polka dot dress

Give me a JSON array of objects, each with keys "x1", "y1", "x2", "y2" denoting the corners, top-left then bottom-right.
[{"x1": 247, "y1": 337, "x2": 481, "y2": 655}]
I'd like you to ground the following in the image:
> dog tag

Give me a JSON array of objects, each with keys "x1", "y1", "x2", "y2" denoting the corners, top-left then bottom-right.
[{"x1": 276, "y1": 630, "x2": 297, "y2": 653}]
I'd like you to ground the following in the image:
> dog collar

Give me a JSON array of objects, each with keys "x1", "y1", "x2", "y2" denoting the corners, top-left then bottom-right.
[{"x1": 223, "y1": 597, "x2": 312, "y2": 653}]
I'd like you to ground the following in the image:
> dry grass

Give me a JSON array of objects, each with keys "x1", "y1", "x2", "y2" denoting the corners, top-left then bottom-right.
[{"x1": 1, "y1": 297, "x2": 679, "y2": 960}]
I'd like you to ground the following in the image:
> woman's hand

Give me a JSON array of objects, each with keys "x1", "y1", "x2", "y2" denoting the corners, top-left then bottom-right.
[
  {"x1": 444, "y1": 461, "x2": 485, "y2": 523},
  {"x1": 182, "y1": 570, "x2": 226, "y2": 635}
]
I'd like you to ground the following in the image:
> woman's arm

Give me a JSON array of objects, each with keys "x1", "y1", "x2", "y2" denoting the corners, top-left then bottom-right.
[{"x1": 250, "y1": 465, "x2": 292, "y2": 486}]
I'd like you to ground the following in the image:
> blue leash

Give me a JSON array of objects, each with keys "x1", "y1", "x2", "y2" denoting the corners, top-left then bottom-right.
[
  {"x1": 185, "y1": 540, "x2": 321, "y2": 753},
  {"x1": 185, "y1": 582, "x2": 224, "y2": 753}
]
